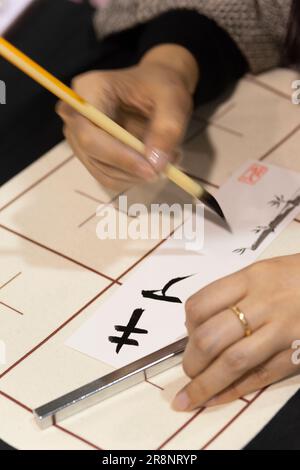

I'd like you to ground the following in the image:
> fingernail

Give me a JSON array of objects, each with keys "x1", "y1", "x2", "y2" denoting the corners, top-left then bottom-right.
[
  {"x1": 147, "y1": 148, "x2": 170, "y2": 173},
  {"x1": 172, "y1": 391, "x2": 190, "y2": 411}
]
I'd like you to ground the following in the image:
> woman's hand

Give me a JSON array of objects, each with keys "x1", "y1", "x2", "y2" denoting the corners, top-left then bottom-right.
[
  {"x1": 173, "y1": 254, "x2": 300, "y2": 411},
  {"x1": 57, "y1": 44, "x2": 199, "y2": 191}
]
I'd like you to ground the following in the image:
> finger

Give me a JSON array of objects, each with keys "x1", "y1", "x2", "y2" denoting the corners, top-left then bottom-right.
[
  {"x1": 66, "y1": 126, "x2": 145, "y2": 184},
  {"x1": 183, "y1": 297, "x2": 269, "y2": 378},
  {"x1": 62, "y1": 73, "x2": 157, "y2": 181},
  {"x1": 185, "y1": 270, "x2": 247, "y2": 334},
  {"x1": 145, "y1": 87, "x2": 192, "y2": 172},
  {"x1": 88, "y1": 157, "x2": 142, "y2": 185},
  {"x1": 56, "y1": 100, "x2": 75, "y2": 122},
  {"x1": 66, "y1": 116, "x2": 156, "y2": 181},
  {"x1": 120, "y1": 111, "x2": 148, "y2": 142},
  {"x1": 205, "y1": 349, "x2": 300, "y2": 407},
  {"x1": 56, "y1": 73, "x2": 116, "y2": 123},
  {"x1": 65, "y1": 128, "x2": 132, "y2": 191},
  {"x1": 173, "y1": 324, "x2": 286, "y2": 411}
]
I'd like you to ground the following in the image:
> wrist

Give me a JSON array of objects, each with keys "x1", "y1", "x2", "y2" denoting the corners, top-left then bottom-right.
[{"x1": 140, "y1": 44, "x2": 199, "y2": 94}]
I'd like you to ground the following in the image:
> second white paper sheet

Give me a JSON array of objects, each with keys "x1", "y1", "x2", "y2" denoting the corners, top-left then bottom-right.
[{"x1": 66, "y1": 160, "x2": 300, "y2": 368}]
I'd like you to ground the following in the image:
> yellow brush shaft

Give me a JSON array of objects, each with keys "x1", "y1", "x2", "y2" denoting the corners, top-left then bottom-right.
[{"x1": 0, "y1": 37, "x2": 205, "y2": 200}]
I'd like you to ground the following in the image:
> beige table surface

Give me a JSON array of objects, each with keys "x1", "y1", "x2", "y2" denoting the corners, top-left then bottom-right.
[{"x1": 0, "y1": 69, "x2": 300, "y2": 450}]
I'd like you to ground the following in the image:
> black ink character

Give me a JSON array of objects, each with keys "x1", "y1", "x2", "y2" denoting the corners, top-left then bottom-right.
[
  {"x1": 109, "y1": 308, "x2": 148, "y2": 354},
  {"x1": 142, "y1": 275, "x2": 192, "y2": 303},
  {"x1": 234, "y1": 190, "x2": 300, "y2": 255}
]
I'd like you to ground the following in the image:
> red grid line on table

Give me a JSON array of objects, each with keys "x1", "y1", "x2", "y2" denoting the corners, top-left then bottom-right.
[
  {"x1": 0, "y1": 111, "x2": 296, "y2": 439},
  {"x1": 0, "y1": 154, "x2": 74, "y2": 213},
  {"x1": 0, "y1": 387, "x2": 268, "y2": 452},
  {"x1": 193, "y1": 102, "x2": 236, "y2": 123},
  {"x1": 156, "y1": 390, "x2": 263, "y2": 449},
  {"x1": 76, "y1": 188, "x2": 111, "y2": 229},
  {"x1": 143, "y1": 371, "x2": 164, "y2": 391},
  {"x1": 0, "y1": 153, "x2": 122, "y2": 283},
  {"x1": 239, "y1": 397, "x2": 250, "y2": 404},
  {"x1": 0, "y1": 223, "x2": 120, "y2": 285},
  {"x1": 77, "y1": 189, "x2": 136, "y2": 229},
  {"x1": 212, "y1": 102, "x2": 237, "y2": 121},
  {"x1": 201, "y1": 387, "x2": 267, "y2": 450},
  {"x1": 259, "y1": 124, "x2": 300, "y2": 162},
  {"x1": 0, "y1": 390, "x2": 102, "y2": 450},
  {"x1": 157, "y1": 387, "x2": 268, "y2": 450},
  {"x1": 78, "y1": 212, "x2": 98, "y2": 229},
  {"x1": 0, "y1": 219, "x2": 184, "y2": 378},
  {"x1": 245, "y1": 75, "x2": 291, "y2": 101},
  {"x1": 0, "y1": 272, "x2": 25, "y2": 316},
  {"x1": 188, "y1": 72, "x2": 298, "y2": 150},
  {"x1": 0, "y1": 153, "x2": 123, "y2": 285},
  {"x1": 74, "y1": 189, "x2": 106, "y2": 205},
  {"x1": 0, "y1": 121, "x2": 294, "y2": 448},
  {"x1": 247, "y1": 388, "x2": 266, "y2": 404},
  {"x1": 111, "y1": 179, "x2": 299, "y2": 434},
  {"x1": 144, "y1": 380, "x2": 251, "y2": 402},
  {"x1": 0, "y1": 301, "x2": 24, "y2": 316},
  {"x1": 0, "y1": 272, "x2": 22, "y2": 291},
  {"x1": 0, "y1": 281, "x2": 115, "y2": 379},
  {"x1": 53, "y1": 419, "x2": 102, "y2": 450},
  {"x1": 0, "y1": 167, "x2": 298, "y2": 379},
  {"x1": 208, "y1": 121, "x2": 243, "y2": 138},
  {"x1": 115, "y1": 219, "x2": 185, "y2": 283},
  {"x1": 157, "y1": 408, "x2": 205, "y2": 450},
  {"x1": 184, "y1": 116, "x2": 242, "y2": 145},
  {"x1": 192, "y1": 115, "x2": 243, "y2": 138},
  {"x1": 185, "y1": 102, "x2": 241, "y2": 145},
  {"x1": 7, "y1": 105, "x2": 297, "y2": 290}
]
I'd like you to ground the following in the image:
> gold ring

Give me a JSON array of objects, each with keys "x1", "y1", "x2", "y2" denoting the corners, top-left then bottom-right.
[{"x1": 230, "y1": 305, "x2": 252, "y2": 337}]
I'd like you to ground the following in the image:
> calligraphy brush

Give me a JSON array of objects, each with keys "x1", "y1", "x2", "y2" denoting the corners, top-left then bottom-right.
[{"x1": 0, "y1": 37, "x2": 225, "y2": 221}]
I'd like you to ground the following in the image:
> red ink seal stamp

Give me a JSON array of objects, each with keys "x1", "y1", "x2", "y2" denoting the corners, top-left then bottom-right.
[{"x1": 238, "y1": 163, "x2": 268, "y2": 185}]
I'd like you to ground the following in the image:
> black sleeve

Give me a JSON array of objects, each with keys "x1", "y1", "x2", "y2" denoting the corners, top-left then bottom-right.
[{"x1": 136, "y1": 9, "x2": 249, "y2": 105}]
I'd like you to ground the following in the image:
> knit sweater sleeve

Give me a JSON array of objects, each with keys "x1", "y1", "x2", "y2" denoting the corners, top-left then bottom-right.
[{"x1": 93, "y1": 0, "x2": 291, "y2": 74}]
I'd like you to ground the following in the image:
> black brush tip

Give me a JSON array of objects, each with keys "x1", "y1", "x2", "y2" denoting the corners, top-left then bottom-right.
[{"x1": 199, "y1": 190, "x2": 226, "y2": 221}]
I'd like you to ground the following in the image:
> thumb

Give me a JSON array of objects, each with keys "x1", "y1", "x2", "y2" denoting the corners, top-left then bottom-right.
[{"x1": 145, "y1": 88, "x2": 192, "y2": 172}]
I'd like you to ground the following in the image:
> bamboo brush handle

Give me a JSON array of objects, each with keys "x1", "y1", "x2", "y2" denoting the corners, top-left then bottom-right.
[{"x1": 0, "y1": 37, "x2": 204, "y2": 199}]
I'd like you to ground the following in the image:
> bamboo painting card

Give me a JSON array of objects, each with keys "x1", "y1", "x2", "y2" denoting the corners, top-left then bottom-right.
[{"x1": 66, "y1": 160, "x2": 300, "y2": 367}]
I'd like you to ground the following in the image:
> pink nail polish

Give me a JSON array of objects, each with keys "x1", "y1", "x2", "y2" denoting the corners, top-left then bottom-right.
[{"x1": 147, "y1": 149, "x2": 169, "y2": 173}]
